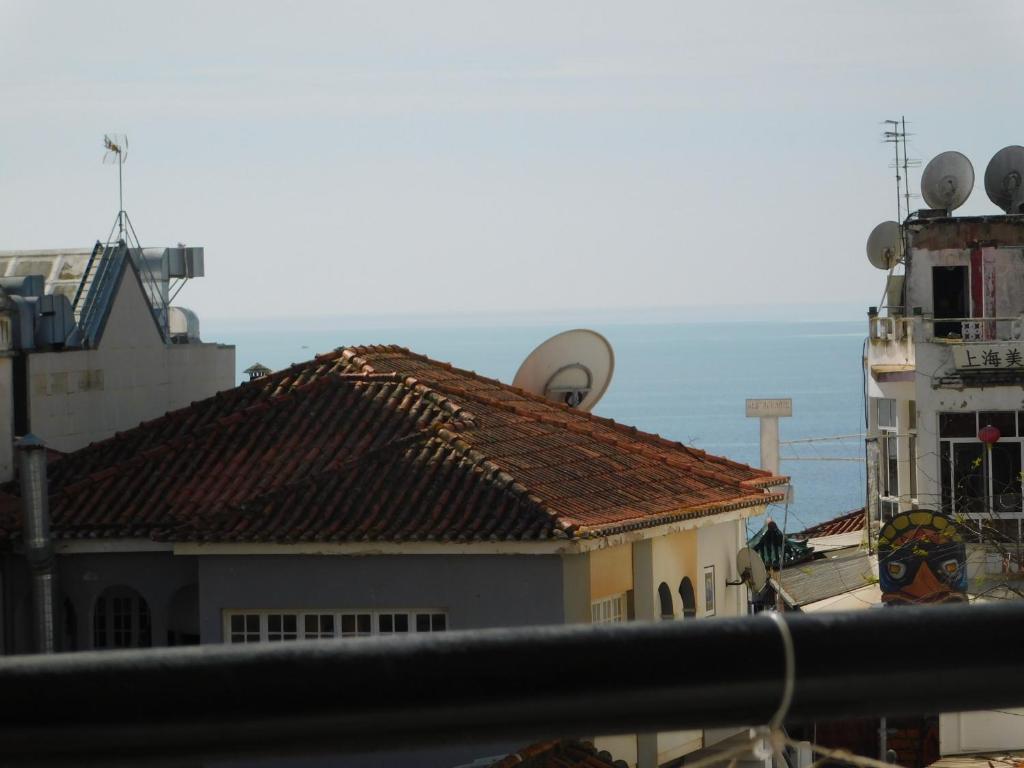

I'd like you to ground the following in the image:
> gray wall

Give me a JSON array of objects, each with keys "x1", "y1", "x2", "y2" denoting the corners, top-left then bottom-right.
[
  {"x1": 2, "y1": 551, "x2": 197, "y2": 654},
  {"x1": 198, "y1": 553, "x2": 566, "y2": 642}
]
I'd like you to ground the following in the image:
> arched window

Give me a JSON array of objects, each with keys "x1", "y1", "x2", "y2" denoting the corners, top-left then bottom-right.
[
  {"x1": 657, "y1": 582, "x2": 674, "y2": 619},
  {"x1": 93, "y1": 586, "x2": 151, "y2": 649},
  {"x1": 679, "y1": 577, "x2": 697, "y2": 618}
]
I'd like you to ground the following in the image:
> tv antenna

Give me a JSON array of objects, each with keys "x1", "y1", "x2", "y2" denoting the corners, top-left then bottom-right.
[
  {"x1": 882, "y1": 117, "x2": 920, "y2": 221},
  {"x1": 103, "y1": 133, "x2": 129, "y2": 239}
]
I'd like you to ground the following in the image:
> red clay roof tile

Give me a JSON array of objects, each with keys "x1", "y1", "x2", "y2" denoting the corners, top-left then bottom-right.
[{"x1": 0, "y1": 345, "x2": 785, "y2": 543}]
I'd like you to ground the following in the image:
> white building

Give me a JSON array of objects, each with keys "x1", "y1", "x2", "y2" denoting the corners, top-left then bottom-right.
[
  {"x1": 865, "y1": 214, "x2": 1024, "y2": 594},
  {"x1": 0, "y1": 243, "x2": 235, "y2": 481}
]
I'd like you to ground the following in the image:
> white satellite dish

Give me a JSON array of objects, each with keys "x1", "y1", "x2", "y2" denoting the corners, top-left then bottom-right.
[
  {"x1": 920, "y1": 151, "x2": 974, "y2": 213},
  {"x1": 985, "y1": 146, "x2": 1024, "y2": 214},
  {"x1": 512, "y1": 329, "x2": 614, "y2": 412},
  {"x1": 865, "y1": 221, "x2": 903, "y2": 270},
  {"x1": 736, "y1": 547, "x2": 768, "y2": 592}
]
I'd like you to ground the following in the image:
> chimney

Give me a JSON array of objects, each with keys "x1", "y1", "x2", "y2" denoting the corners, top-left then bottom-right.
[{"x1": 17, "y1": 434, "x2": 56, "y2": 654}]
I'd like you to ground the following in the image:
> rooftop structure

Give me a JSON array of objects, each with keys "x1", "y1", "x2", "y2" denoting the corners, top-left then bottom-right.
[{"x1": 0, "y1": 239, "x2": 234, "y2": 474}]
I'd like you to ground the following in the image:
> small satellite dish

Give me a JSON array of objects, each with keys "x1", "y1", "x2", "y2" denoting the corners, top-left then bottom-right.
[
  {"x1": 512, "y1": 329, "x2": 614, "y2": 412},
  {"x1": 865, "y1": 221, "x2": 903, "y2": 270},
  {"x1": 736, "y1": 547, "x2": 768, "y2": 592},
  {"x1": 985, "y1": 146, "x2": 1024, "y2": 214},
  {"x1": 920, "y1": 151, "x2": 974, "y2": 212}
]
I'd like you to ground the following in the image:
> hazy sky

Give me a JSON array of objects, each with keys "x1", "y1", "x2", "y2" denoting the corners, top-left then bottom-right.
[{"x1": 2, "y1": 1, "x2": 1022, "y2": 321}]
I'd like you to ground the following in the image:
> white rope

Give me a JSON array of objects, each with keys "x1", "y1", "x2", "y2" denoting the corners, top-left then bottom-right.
[{"x1": 767, "y1": 611, "x2": 795, "y2": 732}]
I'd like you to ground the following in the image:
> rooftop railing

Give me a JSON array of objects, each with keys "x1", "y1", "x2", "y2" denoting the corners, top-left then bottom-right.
[{"x1": 0, "y1": 602, "x2": 1022, "y2": 765}]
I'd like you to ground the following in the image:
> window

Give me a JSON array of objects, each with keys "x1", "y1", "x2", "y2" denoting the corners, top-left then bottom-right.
[
  {"x1": 678, "y1": 578, "x2": 697, "y2": 619},
  {"x1": 703, "y1": 566, "x2": 716, "y2": 617},
  {"x1": 267, "y1": 614, "x2": 298, "y2": 642},
  {"x1": 93, "y1": 587, "x2": 151, "y2": 649},
  {"x1": 657, "y1": 582, "x2": 674, "y2": 620},
  {"x1": 590, "y1": 594, "x2": 625, "y2": 625},
  {"x1": 224, "y1": 610, "x2": 448, "y2": 643},
  {"x1": 939, "y1": 411, "x2": 1024, "y2": 542},
  {"x1": 877, "y1": 398, "x2": 900, "y2": 521}
]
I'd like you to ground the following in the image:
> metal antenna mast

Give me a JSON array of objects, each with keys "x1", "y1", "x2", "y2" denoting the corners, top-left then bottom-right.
[
  {"x1": 882, "y1": 117, "x2": 920, "y2": 221},
  {"x1": 103, "y1": 134, "x2": 129, "y2": 240}
]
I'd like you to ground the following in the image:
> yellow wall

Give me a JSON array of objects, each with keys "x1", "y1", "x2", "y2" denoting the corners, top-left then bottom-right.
[
  {"x1": 589, "y1": 543, "x2": 633, "y2": 601},
  {"x1": 651, "y1": 529, "x2": 699, "y2": 618}
]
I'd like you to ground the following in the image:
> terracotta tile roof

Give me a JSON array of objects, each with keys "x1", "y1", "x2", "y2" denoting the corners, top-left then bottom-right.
[
  {"x1": 1, "y1": 345, "x2": 785, "y2": 543},
  {"x1": 797, "y1": 508, "x2": 866, "y2": 538},
  {"x1": 491, "y1": 740, "x2": 623, "y2": 768}
]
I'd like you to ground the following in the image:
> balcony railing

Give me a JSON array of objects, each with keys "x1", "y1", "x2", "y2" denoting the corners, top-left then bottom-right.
[
  {"x1": 0, "y1": 603, "x2": 1022, "y2": 764},
  {"x1": 868, "y1": 314, "x2": 914, "y2": 343},
  {"x1": 925, "y1": 316, "x2": 1024, "y2": 343}
]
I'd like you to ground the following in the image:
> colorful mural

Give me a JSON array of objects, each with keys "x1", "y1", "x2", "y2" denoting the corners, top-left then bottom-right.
[{"x1": 877, "y1": 510, "x2": 968, "y2": 605}]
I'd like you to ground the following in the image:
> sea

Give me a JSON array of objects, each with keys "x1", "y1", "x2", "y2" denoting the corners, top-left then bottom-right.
[{"x1": 204, "y1": 317, "x2": 867, "y2": 536}]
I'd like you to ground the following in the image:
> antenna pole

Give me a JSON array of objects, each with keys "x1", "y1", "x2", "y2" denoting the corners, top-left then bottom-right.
[
  {"x1": 118, "y1": 151, "x2": 124, "y2": 240},
  {"x1": 902, "y1": 116, "x2": 911, "y2": 218},
  {"x1": 882, "y1": 118, "x2": 920, "y2": 222}
]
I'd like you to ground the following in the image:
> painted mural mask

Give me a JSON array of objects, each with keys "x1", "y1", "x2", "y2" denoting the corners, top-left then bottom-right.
[{"x1": 878, "y1": 511, "x2": 967, "y2": 605}]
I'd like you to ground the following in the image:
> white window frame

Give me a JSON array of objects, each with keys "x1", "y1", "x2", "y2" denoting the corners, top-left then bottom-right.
[
  {"x1": 223, "y1": 609, "x2": 449, "y2": 644},
  {"x1": 877, "y1": 398, "x2": 900, "y2": 521},
  {"x1": 938, "y1": 410, "x2": 1024, "y2": 541},
  {"x1": 590, "y1": 593, "x2": 625, "y2": 625}
]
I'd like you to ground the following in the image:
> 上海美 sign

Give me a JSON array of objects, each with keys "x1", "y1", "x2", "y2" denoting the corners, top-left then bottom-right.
[
  {"x1": 952, "y1": 343, "x2": 1024, "y2": 371},
  {"x1": 745, "y1": 398, "x2": 793, "y2": 418}
]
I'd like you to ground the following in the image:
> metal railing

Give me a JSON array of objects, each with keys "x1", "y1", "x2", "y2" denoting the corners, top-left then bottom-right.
[{"x1": 0, "y1": 602, "x2": 1022, "y2": 764}]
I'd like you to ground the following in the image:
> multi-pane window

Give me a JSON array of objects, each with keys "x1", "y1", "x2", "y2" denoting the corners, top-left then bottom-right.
[
  {"x1": 939, "y1": 410, "x2": 1024, "y2": 542},
  {"x1": 93, "y1": 587, "x2": 152, "y2": 650},
  {"x1": 590, "y1": 594, "x2": 625, "y2": 624},
  {"x1": 877, "y1": 398, "x2": 899, "y2": 520},
  {"x1": 224, "y1": 610, "x2": 448, "y2": 643},
  {"x1": 267, "y1": 614, "x2": 298, "y2": 642},
  {"x1": 229, "y1": 614, "x2": 261, "y2": 644}
]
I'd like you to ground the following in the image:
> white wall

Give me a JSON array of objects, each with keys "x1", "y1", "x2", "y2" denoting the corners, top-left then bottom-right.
[
  {"x1": 26, "y1": 264, "x2": 234, "y2": 452},
  {"x1": 697, "y1": 518, "x2": 747, "y2": 618},
  {"x1": 940, "y1": 709, "x2": 1024, "y2": 755}
]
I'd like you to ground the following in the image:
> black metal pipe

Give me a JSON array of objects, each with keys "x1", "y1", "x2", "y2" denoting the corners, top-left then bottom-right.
[{"x1": 0, "y1": 602, "x2": 1022, "y2": 764}]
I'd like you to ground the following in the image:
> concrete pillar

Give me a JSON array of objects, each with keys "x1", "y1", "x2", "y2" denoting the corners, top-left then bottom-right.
[
  {"x1": 631, "y1": 539, "x2": 654, "y2": 621},
  {"x1": 560, "y1": 553, "x2": 590, "y2": 624},
  {"x1": 760, "y1": 416, "x2": 780, "y2": 477},
  {"x1": 897, "y1": 399, "x2": 914, "y2": 513}
]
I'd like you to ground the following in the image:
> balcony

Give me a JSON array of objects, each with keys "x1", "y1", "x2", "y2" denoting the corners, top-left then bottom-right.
[{"x1": 866, "y1": 312, "x2": 915, "y2": 375}]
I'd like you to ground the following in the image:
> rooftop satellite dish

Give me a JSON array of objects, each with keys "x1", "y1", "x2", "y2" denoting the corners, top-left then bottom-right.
[
  {"x1": 512, "y1": 329, "x2": 614, "y2": 412},
  {"x1": 736, "y1": 547, "x2": 768, "y2": 592},
  {"x1": 865, "y1": 221, "x2": 903, "y2": 270},
  {"x1": 920, "y1": 151, "x2": 974, "y2": 213},
  {"x1": 985, "y1": 146, "x2": 1024, "y2": 214}
]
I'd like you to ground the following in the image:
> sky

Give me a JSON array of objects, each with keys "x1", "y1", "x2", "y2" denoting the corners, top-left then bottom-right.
[{"x1": 2, "y1": 1, "x2": 1023, "y2": 323}]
